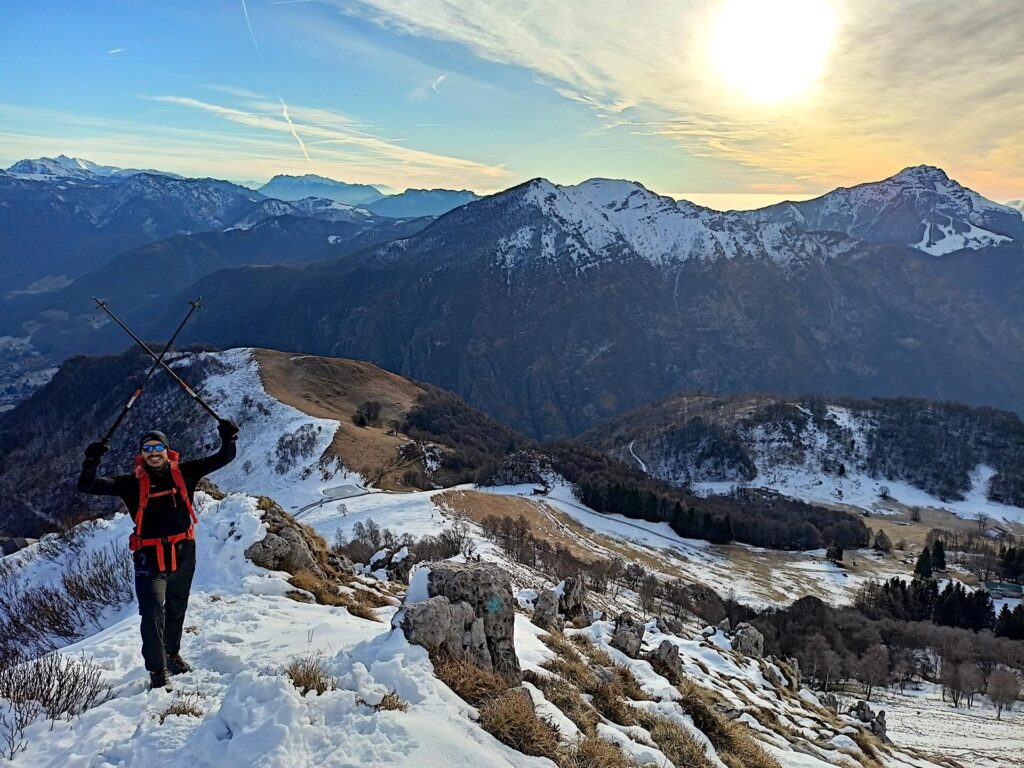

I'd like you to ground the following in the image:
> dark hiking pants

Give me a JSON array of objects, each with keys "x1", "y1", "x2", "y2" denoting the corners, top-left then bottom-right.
[{"x1": 134, "y1": 542, "x2": 196, "y2": 672}]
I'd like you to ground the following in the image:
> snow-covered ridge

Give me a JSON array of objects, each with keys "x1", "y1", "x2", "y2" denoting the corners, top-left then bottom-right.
[
  {"x1": 515, "y1": 177, "x2": 848, "y2": 269},
  {"x1": 747, "y1": 165, "x2": 1021, "y2": 256}
]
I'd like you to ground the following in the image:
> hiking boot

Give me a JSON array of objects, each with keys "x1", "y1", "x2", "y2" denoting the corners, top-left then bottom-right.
[
  {"x1": 149, "y1": 669, "x2": 172, "y2": 691},
  {"x1": 166, "y1": 654, "x2": 192, "y2": 676}
]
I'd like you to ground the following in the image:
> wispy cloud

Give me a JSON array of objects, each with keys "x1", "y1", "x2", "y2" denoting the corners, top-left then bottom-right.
[
  {"x1": 431, "y1": 74, "x2": 446, "y2": 93},
  {"x1": 108, "y1": 48, "x2": 124, "y2": 55},
  {"x1": 338, "y1": 0, "x2": 1024, "y2": 198},
  {"x1": 137, "y1": 93, "x2": 511, "y2": 189}
]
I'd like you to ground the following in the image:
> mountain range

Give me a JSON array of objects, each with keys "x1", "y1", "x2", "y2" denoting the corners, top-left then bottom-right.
[{"x1": 2, "y1": 157, "x2": 1023, "y2": 440}]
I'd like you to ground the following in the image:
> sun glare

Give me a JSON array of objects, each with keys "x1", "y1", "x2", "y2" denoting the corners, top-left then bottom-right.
[{"x1": 707, "y1": 0, "x2": 837, "y2": 104}]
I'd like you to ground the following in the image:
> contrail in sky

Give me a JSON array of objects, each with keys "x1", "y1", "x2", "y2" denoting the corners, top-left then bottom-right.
[
  {"x1": 240, "y1": 0, "x2": 261, "y2": 57},
  {"x1": 279, "y1": 97, "x2": 312, "y2": 162}
]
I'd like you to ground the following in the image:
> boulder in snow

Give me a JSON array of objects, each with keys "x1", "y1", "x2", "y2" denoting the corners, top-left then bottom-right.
[
  {"x1": 532, "y1": 589, "x2": 562, "y2": 631},
  {"x1": 610, "y1": 611, "x2": 644, "y2": 657},
  {"x1": 732, "y1": 622, "x2": 764, "y2": 657},
  {"x1": 647, "y1": 640, "x2": 684, "y2": 681}
]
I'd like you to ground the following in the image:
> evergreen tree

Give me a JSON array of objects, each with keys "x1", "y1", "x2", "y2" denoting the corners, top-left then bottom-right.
[
  {"x1": 931, "y1": 539, "x2": 947, "y2": 571},
  {"x1": 873, "y1": 530, "x2": 892, "y2": 553},
  {"x1": 914, "y1": 547, "x2": 933, "y2": 580},
  {"x1": 826, "y1": 542, "x2": 844, "y2": 563}
]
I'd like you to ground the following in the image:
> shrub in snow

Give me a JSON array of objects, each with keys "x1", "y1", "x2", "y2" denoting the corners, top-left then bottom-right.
[
  {"x1": 0, "y1": 653, "x2": 111, "y2": 729},
  {"x1": 283, "y1": 652, "x2": 336, "y2": 696}
]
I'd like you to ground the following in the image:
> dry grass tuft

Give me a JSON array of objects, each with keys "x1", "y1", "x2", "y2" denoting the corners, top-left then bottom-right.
[
  {"x1": 525, "y1": 670, "x2": 600, "y2": 737},
  {"x1": 478, "y1": 689, "x2": 561, "y2": 760},
  {"x1": 675, "y1": 679, "x2": 780, "y2": 768},
  {"x1": 284, "y1": 652, "x2": 337, "y2": 696},
  {"x1": 540, "y1": 630, "x2": 580, "y2": 659},
  {"x1": 559, "y1": 735, "x2": 643, "y2": 767},
  {"x1": 433, "y1": 653, "x2": 511, "y2": 707},
  {"x1": 374, "y1": 690, "x2": 408, "y2": 712},
  {"x1": 286, "y1": 571, "x2": 383, "y2": 621},
  {"x1": 649, "y1": 716, "x2": 716, "y2": 768},
  {"x1": 542, "y1": 655, "x2": 600, "y2": 692},
  {"x1": 158, "y1": 691, "x2": 205, "y2": 724}
]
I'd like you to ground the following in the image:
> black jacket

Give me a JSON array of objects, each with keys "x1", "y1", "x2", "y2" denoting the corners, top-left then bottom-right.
[{"x1": 78, "y1": 438, "x2": 237, "y2": 540}]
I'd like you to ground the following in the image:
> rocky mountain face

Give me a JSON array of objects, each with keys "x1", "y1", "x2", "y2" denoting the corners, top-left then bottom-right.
[
  {"x1": 110, "y1": 174, "x2": 1024, "y2": 439},
  {"x1": 747, "y1": 165, "x2": 1024, "y2": 255},
  {"x1": 257, "y1": 174, "x2": 385, "y2": 205},
  {"x1": 579, "y1": 393, "x2": 1024, "y2": 507},
  {"x1": 0, "y1": 170, "x2": 265, "y2": 291}
]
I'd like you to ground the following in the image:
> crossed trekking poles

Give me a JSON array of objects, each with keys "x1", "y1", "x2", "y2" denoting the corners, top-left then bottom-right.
[{"x1": 93, "y1": 297, "x2": 223, "y2": 446}]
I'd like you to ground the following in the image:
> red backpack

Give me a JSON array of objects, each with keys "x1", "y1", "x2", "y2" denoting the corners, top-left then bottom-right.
[{"x1": 130, "y1": 450, "x2": 198, "y2": 572}]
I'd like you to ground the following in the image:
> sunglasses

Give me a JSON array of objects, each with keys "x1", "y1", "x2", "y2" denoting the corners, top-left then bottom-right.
[{"x1": 141, "y1": 443, "x2": 167, "y2": 453}]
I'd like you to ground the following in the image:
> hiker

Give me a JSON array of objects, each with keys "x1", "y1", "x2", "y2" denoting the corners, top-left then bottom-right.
[{"x1": 78, "y1": 420, "x2": 239, "y2": 689}]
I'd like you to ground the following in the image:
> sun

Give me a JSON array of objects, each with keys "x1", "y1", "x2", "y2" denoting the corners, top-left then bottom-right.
[{"x1": 706, "y1": 0, "x2": 838, "y2": 104}]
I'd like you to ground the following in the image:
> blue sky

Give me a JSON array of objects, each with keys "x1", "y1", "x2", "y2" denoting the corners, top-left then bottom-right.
[{"x1": 2, "y1": 1, "x2": 1020, "y2": 208}]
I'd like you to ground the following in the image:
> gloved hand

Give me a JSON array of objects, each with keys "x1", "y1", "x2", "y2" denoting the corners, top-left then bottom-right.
[
  {"x1": 84, "y1": 441, "x2": 109, "y2": 461},
  {"x1": 217, "y1": 419, "x2": 239, "y2": 440}
]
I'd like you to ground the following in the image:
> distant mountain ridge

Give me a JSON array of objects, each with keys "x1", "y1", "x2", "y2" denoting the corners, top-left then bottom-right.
[
  {"x1": 257, "y1": 174, "x2": 385, "y2": 205},
  {"x1": 106, "y1": 167, "x2": 1024, "y2": 438},
  {"x1": 579, "y1": 391, "x2": 1024, "y2": 510},
  {"x1": 366, "y1": 188, "x2": 480, "y2": 218}
]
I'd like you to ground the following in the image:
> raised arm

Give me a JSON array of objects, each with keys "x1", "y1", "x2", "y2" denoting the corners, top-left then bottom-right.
[
  {"x1": 181, "y1": 420, "x2": 239, "y2": 482},
  {"x1": 77, "y1": 442, "x2": 131, "y2": 496}
]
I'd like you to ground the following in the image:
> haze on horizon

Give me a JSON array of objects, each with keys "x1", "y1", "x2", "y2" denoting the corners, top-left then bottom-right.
[{"x1": 1, "y1": 0, "x2": 1021, "y2": 210}]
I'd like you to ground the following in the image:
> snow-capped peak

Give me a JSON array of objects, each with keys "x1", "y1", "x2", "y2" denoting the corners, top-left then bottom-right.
[
  {"x1": 746, "y1": 165, "x2": 1022, "y2": 256},
  {"x1": 509, "y1": 177, "x2": 837, "y2": 269}
]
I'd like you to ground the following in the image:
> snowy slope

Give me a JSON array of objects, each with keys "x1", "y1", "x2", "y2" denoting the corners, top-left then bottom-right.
[
  {"x1": 747, "y1": 166, "x2": 1022, "y2": 255},
  {"x1": 5, "y1": 155, "x2": 180, "y2": 182},
  {"x1": 5, "y1": 481, "x2": 993, "y2": 767},
  {"x1": 516, "y1": 178, "x2": 852, "y2": 269}
]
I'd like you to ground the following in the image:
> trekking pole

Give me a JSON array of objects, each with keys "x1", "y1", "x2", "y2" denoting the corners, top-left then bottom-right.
[
  {"x1": 93, "y1": 298, "x2": 222, "y2": 422},
  {"x1": 99, "y1": 298, "x2": 202, "y2": 444}
]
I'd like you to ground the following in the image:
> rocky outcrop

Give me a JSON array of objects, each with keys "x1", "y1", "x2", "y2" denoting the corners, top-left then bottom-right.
[
  {"x1": 785, "y1": 657, "x2": 801, "y2": 690},
  {"x1": 531, "y1": 575, "x2": 586, "y2": 630},
  {"x1": 558, "y1": 575, "x2": 587, "y2": 620},
  {"x1": 532, "y1": 589, "x2": 562, "y2": 631},
  {"x1": 850, "y1": 700, "x2": 888, "y2": 742},
  {"x1": 610, "y1": 612, "x2": 644, "y2": 657},
  {"x1": 245, "y1": 497, "x2": 353, "y2": 578},
  {"x1": 647, "y1": 640, "x2": 684, "y2": 681},
  {"x1": 401, "y1": 596, "x2": 491, "y2": 670},
  {"x1": 732, "y1": 622, "x2": 764, "y2": 657},
  {"x1": 401, "y1": 562, "x2": 521, "y2": 681},
  {"x1": 480, "y1": 450, "x2": 553, "y2": 487},
  {"x1": 717, "y1": 617, "x2": 731, "y2": 633},
  {"x1": 820, "y1": 693, "x2": 840, "y2": 712},
  {"x1": 655, "y1": 615, "x2": 685, "y2": 636}
]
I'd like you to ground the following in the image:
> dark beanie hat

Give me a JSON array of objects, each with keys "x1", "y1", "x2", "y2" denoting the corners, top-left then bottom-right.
[{"x1": 139, "y1": 430, "x2": 170, "y2": 450}]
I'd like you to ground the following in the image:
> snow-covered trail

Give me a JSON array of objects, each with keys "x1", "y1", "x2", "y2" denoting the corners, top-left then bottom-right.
[{"x1": 9, "y1": 493, "x2": 554, "y2": 768}]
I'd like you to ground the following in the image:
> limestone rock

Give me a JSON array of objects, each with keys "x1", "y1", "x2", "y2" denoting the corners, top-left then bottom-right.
[
  {"x1": 610, "y1": 611, "x2": 644, "y2": 657},
  {"x1": 820, "y1": 693, "x2": 840, "y2": 712},
  {"x1": 717, "y1": 617, "x2": 731, "y2": 633},
  {"x1": 532, "y1": 589, "x2": 561, "y2": 630},
  {"x1": 400, "y1": 596, "x2": 491, "y2": 670},
  {"x1": 426, "y1": 562, "x2": 521, "y2": 681},
  {"x1": 558, "y1": 575, "x2": 587, "y2": 619},
  {"x1": 732, "y1": 622, "x2": 765, "y2": 657},
  {"x1": 244, "y1": 497, "x2": 341, "y2": 579},
  {"x1": 655, "y1": 615, "x2": 685, "y2": 636},
  {"x1": 849, "y1": 700, "x2": 888, "y2": 742},
  {"x1": 648, "y1": 640, "x2": 684, "y2": 681}
]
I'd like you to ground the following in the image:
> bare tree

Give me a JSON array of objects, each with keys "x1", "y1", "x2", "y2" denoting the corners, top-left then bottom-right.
[
  {"x1": 987, "y1": 669, "x2": 1020, "y2": 720},
  {"x1": 959, "y1": 662, "x2": 984, "y2": 708},
  {"x1": 857, "y1": 644, "x2": 891, "y2": 701}
]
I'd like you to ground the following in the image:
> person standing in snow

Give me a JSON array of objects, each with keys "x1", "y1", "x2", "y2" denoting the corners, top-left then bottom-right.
[{"x1": 78, "y1": 420, "x2": 239, "y2": 690}]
